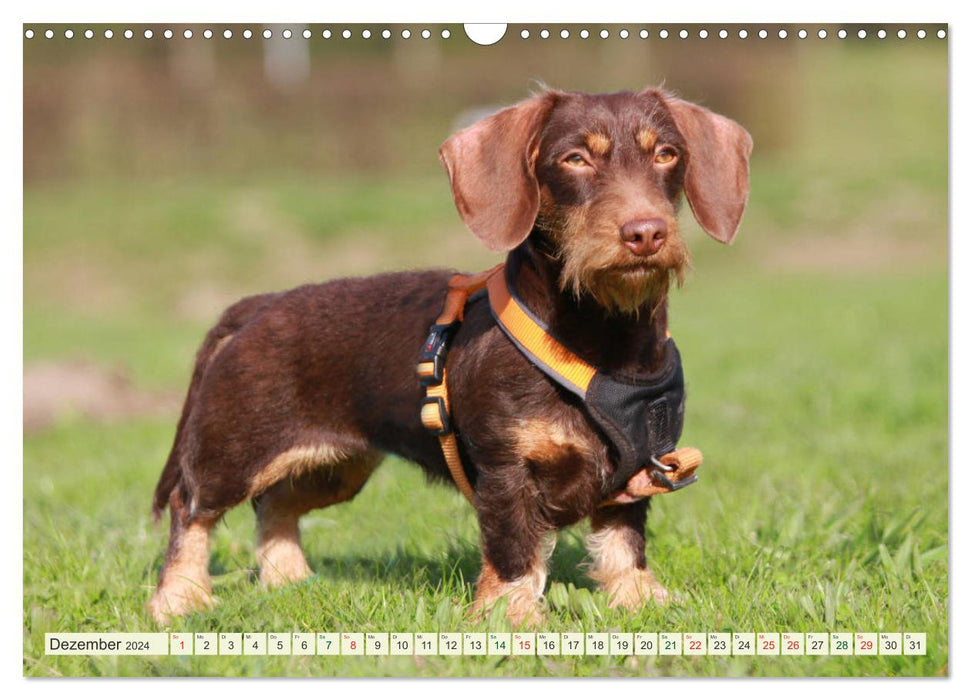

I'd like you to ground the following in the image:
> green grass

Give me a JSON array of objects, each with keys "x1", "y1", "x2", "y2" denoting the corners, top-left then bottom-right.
[
  {"x1": 22, "y1": 40, "x2": 948, "y2": 676},
  {"x1": 23, "y1": 245, "x2": 947, "y2": 676}
]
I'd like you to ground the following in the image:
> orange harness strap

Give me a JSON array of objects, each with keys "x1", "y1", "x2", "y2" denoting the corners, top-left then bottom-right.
[
  {"x1": 422, "y1": 372, "x2": 472, "y2": 501},
  {"x1": 486, "y1": 270, "x2": 597, "y2": 397},
  {"x1": 418, "y1": 263, "x2": 703, "y2": 507},
  {"x1": 418, "y1": 264, "x2": 504, "y2": 503}
]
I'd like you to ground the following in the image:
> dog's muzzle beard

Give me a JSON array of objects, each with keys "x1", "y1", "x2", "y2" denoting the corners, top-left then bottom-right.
[
  {"x1": 534, "y1": 208, "x2": 689, "y2": 316},
  {"x1": 575, "y1": 264, "x2": 685, "y2": 316},
  {"x1": 557, "y1": 240, "x2": 689, "y2": 316}
]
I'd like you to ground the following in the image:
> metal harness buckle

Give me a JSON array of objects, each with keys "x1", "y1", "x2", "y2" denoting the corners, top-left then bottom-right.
[{"x1": 649, "y1": 455, "x2": 699, "y2": 491}]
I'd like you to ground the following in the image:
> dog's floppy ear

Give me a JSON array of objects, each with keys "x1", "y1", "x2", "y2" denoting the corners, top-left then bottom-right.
[
  {"x1": 661, "y1": 94, "x2": 753, "y2": 244},
  {"x1": 439, "y1": 93, "x2": 557, "y2": 252}
]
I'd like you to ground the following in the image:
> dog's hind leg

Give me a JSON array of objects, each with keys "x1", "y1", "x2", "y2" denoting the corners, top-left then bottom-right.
[
  {"x1": 147, "y1": 486, "x2": 218, "y2": 624},
  {"x1": 586, "y1": 500, "x2": 670, "y2": 608},
  {"x1": 252, "y1": 450, "x2": 382, "y2": 588}
]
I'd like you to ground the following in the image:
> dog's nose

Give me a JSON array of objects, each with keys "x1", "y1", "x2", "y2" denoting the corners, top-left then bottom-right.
[{"x1": 620, "y1": 218, "x2": 667, "y2": 256}]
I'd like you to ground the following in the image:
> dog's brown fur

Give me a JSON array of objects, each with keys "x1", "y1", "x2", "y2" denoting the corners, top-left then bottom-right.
[{"x1": 148, "y1": 88, "x2": 752, "y2": 625}]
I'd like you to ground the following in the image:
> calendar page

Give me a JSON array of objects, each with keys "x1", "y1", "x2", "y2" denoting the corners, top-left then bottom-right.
[{"x1": 22, "y1": 16, "x2": 948, "y2": 678}]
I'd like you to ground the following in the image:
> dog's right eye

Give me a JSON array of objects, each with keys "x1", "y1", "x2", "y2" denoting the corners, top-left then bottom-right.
[
  {"x1": 654, "y1": 148, "x2": 678, "y2": 166},
  {"x1": 563, "y1": 153, "x2": 591, "y2": 168}
]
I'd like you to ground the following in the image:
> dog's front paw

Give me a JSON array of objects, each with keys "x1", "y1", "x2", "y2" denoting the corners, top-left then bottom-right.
[
  {"x1": 471, "y1": 577, "x2": 547, "y2": 628},
  {"x1": 471, "y1": 559, "x2": 549, "y2": 628},
  {"x1": 602, "y1": 568, "x2": 671, "y2": 609},
  {"x1": 470, "y1": 596, "x2": 546, "y2": 629},
  {"x1": 504, "y1": 597, "x2": 546, "y2": 628}
]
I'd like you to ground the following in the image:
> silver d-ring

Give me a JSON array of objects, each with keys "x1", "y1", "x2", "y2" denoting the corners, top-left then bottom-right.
[{"x1": 650, "y1": 455, "x2": 674, "y2": 472}]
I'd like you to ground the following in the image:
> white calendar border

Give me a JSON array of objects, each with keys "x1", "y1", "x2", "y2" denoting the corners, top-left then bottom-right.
[{"x1": 10, "y1": 0, "x2": 961, "y2": 697}]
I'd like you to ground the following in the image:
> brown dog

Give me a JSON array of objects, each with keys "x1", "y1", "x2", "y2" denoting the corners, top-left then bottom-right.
[{"x1": 148, "y1": 88, "x2": 752, "y2": 626}]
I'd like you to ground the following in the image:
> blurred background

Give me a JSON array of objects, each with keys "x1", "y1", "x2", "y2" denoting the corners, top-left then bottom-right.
[
  {"x1": 23, "y1": 23, "x2": 947, "y2": 421},
  {"x1": 22, "y1": 24, "x2": 949, "y2": 676}
]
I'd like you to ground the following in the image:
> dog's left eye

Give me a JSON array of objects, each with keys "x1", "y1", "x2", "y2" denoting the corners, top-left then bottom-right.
[
  {"x1": 654, "y1": 148, "x2": 678, "y2": 165},
  {"x1": 563, "y1": 153, "x2": 590, "y2": 168}
]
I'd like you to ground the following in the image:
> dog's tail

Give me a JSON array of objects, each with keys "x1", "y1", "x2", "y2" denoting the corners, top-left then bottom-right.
[{"x1": 151, "y1": 293, "x2": 276, "y2": 522}]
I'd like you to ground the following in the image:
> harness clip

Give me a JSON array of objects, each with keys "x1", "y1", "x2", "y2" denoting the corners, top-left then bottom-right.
[
  {"x1": 417, "y1": 322, "x2": 460, "y2": 386},
  {"x1": 649, "y1": 452, "x2": 699, "y2": 491},
  {"x1": 651, "y1": 467, "x2": 699, "y2": 492},
  {"x1": 599, "y1": 447, "x2": 703, "y2": 506}
]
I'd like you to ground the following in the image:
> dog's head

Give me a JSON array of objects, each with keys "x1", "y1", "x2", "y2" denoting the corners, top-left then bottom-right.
[{"x1": 439, "y1": 89, "x2": 753, "y2": 314}]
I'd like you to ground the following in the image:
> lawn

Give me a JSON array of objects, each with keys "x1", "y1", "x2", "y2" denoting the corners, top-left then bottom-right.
[
  {"x1": 22, "y1": 176, "x2": 947, "y2": 677},
  {"x1": 22, "y1": 37, "x2": 948, "y2": 677}
]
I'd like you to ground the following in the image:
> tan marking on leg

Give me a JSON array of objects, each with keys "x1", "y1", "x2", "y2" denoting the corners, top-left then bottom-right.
[
  {"x1": 254, "y1": 451, "x2": 382, "y2": 587},
  {"x1": 148, "y1": 520, "x2": 215, "y2": 624},
  {"x1": 586, "y1": 522, "x2": 669, "y2": 608},
  {"x1": 585, "y1": 132, "x2": 611, "y2": 156},
  {"x1": 512, "y1": 417, "x2": 595, "y2": 462},
  {"x1": 247, "y1": 444, "x2": 350, "y2": 498},
  {"x1": 637, "y1": 127, "x2": 658, "y2": 152},
  {"x1": 471, "y1": 536, "x2": 554, "y2": 627}
]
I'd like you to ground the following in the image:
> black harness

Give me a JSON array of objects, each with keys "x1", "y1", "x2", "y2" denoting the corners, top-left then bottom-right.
[
  {"x1": 417, "y1": 257, "x2": 698, "y2": 504},
  {"x1": 492, "y1": 259, "x2": 689, "y2": 495}
]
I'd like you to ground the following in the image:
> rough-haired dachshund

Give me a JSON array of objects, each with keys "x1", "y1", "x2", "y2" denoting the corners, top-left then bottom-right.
[{"x1": 148, "y1": 87, "x2": 752, "y2": 626}]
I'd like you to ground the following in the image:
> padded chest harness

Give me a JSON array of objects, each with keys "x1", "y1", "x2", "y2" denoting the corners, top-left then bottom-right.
[{"x1": 417, "y1": 259, "x2": 702, "y2": 506}]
